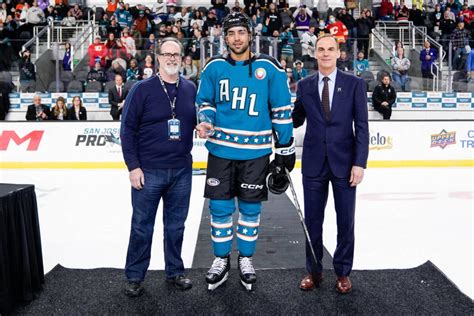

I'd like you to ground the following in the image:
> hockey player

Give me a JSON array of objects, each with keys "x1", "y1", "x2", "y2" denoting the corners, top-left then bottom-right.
[{"x1": 196, "y1": 12, "x2": 295, "y2": 291}]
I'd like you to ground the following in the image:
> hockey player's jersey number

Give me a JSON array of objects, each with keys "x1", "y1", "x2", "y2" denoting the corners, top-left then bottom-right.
[{"x1": 219, "y1": 79, "x2": 259, "y2": 116}]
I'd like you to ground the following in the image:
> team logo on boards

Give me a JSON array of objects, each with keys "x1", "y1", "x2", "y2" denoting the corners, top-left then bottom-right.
[
  {"x1": 430, "y1": 129, "x2": 456, "y2": 149},
  {"x1": 255, "y1": 68, "x2": 266, "y2": 80},
  {"x1": 369, "y1": 132, "x2": 393, "y2": 150},
  {"x1": 75, "y1": 128, "x2": 121, "y2": 147}
]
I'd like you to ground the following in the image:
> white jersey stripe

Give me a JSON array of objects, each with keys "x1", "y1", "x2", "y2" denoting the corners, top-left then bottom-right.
[
  {"x1": 211, "y1": 222, "x2": 233, "y2": 229},
  {"x1": 236, "y1": 233, "x2": 258, "y2": 242},
  {"x1": 238, "y1": 220, "x2": 260, "y2": 228},
  {"x1": 208, "y1": 138, "x2": 273, "y2": 149},
  {"x1": 272, "y1": 105, "x2": 293, "y2": 112},
  {"x1": 214, "y1": 126, "x2": 272, "y2": 136},
  {"x1": 211, "y1": 235, "x2": 233, "y2": 243},
  {"x1": 272, "y1": 119, "x2": 293, "y2": 124}
]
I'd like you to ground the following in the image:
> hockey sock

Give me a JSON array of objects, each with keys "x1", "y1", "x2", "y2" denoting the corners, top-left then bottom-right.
[
  {"x1": 236, "y1": 199, "x2": 261, "y2": 257},
  {"x1": 209, "y1": 199, "x2": 235, "y2": 257}
]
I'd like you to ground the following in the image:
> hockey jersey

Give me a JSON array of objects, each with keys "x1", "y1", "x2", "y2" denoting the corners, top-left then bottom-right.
[{"x1": 196, "y1": 54, "x2": 293, "y2": 161}]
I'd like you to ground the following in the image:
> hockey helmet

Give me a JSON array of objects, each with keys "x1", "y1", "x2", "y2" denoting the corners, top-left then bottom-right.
[
  {"x1": 222, "y1": 12, "x2": 253, "y2": 36},
  {"x1": 266, "y1": 173, "x2": 290, "y2": 195}
]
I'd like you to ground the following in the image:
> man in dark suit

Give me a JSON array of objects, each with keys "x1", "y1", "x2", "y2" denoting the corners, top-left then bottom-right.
[
  {"x1": 25, "y1": 94, "x2": 51, "y2": 121},
  {"x1": 109, "y1": 73, "x2": 128, "y2": 120},
  {"x1": 292, "y1": 34, "x2": 369, "y2": 294}
]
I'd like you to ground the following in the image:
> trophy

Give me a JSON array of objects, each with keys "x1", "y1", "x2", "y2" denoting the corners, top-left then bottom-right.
[{"x1": 197, "y1": 108, "x2": 215, "y2": 137}]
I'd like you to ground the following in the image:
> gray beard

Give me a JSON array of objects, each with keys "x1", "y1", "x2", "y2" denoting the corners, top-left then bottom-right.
[{"x1": 163, "y1": 64, "x2": 180, "y2": 75}]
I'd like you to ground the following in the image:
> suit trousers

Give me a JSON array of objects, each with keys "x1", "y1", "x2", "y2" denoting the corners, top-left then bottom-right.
[{"x1": 302, "y1": 158, "x2": 356, "y2": 277}]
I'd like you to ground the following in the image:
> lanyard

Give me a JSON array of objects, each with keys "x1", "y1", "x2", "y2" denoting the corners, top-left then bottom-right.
[{"x1": 157, "y1": 73, "x2": 180, "y2": 119}]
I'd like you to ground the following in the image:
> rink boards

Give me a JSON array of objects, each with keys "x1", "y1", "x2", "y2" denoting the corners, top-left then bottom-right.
[{"x1": 0, "y1": 121, "x2": 473, "y2": 169}]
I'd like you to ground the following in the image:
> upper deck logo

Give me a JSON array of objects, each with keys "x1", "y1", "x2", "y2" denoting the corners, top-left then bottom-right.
[
  {"x1": 255, "y1": 68, "x2": 266, "y2": 80},
  {"x1": 430, "y1": 129, "x2": 456, "y2": 149}
]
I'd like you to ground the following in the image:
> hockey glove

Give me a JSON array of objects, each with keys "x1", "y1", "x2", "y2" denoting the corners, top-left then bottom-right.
[{"x1": 269, "y1": 137, "x2": 296, "y2": 175}]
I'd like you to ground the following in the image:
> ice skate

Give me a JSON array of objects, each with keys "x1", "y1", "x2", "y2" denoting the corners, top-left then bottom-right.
[
  {"x1": 206, "y1": 255, "x2": 230, "y2": 291},
  {"x1": 238, "y1": 255, "x2": 256, "y2": 291}
]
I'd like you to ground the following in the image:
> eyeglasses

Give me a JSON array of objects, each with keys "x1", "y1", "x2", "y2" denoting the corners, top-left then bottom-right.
[{"x1": 159, "y1": 53, "x2": 182, "y2": 59}]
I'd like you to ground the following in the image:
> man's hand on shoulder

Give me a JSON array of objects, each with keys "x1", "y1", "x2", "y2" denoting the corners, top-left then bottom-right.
[
  {"x1": 130, "y1": 168, "x2": 144, "y2": 190},
  {"x1": 349, "y1": 166, "x2": 364, "y2": 187}
]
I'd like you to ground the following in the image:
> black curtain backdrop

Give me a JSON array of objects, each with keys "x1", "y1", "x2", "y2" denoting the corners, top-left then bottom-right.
[{"x1": 0, "y1": 184, "x2": 44, "y2": 314}]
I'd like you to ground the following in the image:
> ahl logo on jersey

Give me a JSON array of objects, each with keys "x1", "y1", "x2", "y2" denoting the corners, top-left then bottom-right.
[{"x1": 255, "y1": 68, "x2": 266, "y2": 80}]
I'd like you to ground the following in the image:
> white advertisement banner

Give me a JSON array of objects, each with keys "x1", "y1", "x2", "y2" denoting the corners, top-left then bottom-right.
[{"x1": 0, "y1": 121, "x2": 473, "y2": 168}]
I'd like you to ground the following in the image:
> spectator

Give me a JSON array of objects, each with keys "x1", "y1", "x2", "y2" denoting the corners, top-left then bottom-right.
[
  {"x1": 190, "y1": 10, "x2": 204, "y2": 30},
  {"x1": 263, "y1": 3, "x2": 282, "y2": 36},
  {"x1": 337, "y1": 50, "x2": 353, "y2": 72},
  {"x1": 126, "y1": 58, "x2": 143, "y2": 81},
  {"x1": 211, "y1": 0, "x2": 227, "y2": 22},
  {"x1": 53, "y1": 0, "x2": 68, "y2": 19},
  {"x1": 392, "y1": 47, "x2": 411, "y2": 91},
  {"x1": 106, "y1": 0, "x2": 119, "y2": 16},
  {"x1": 326, "y1": 14, "x2": 349, "y2": 51},
  {"x1": 109, "y1": 73, "x2": 127, "y2": 120},
  {"x1": 61, "y1": 10, "x2": 76, "y2": 26},
  {"x1": 107, "y1": 38, "x2": 129, "y2": 67},
  {"x1": 0, "y1": 3, "x2": 8, "y2": 22},
  {"x1": 279, "y1": 25, "x2": 295, "y2": 64},
  {"x1": 26, "y1": 1, "x2": 45, "y2": 26},
  {"x1": 141, "y1": 54, "x2": 155, "y2": 79},
  {"x1": 98, "y1": 14, "x2": 110, "y2": 38},
  {"x1": 338, "y1": 7, "x2": 356, "y2": 52},
  {"x1": 392, "y1": 40, "x2": 404, "y2": 57},
  {"x1": 181, "y1": 55, "x2": 197, "y2": 82},
  {"x1": 316, "y1": 19, "x2": 330, "y2": 37},
  {"x1": 114, "y1": 2, "x2": 133, "y2": 29},
  {"x1": 106, "y1": 58, "x2": 127, "y2": 81},
  {"x1": 420, "y1": 41, "x2": 437, "y2": 90},
  {"x1": 87, "y1": 61, "x2": 107, "y2": 83},
  {"x1": 317, "y1": 0, "x2": 329, "y2": 21},
  {"x1": 69, "y1": 4, "x2": 83, "y2": 20},
  {"x1": 50, "y1": 96, "x2": 68, "y2": 120},
  {"x1": 106, "y1": 18, "x2": 122, "y2": 38},
  {"x1": 395, "y1": 1, "x2": 409, "y2": 21},
  {"x1": 440, "y1": 11, "x2": 457, "y2": 52},
  {"x1": 292, "y1": 60, "x2": 307, "y2": 81},
  {"x1": 458, "y1": 5, "x2": 473, "y2": 25},
  {"x1": 430, "y1": 4, "x2": 443, "y2": 34},
  {"x1": 276, "y1": 0, "x2": 288, "y2": 12},
  {"x1": 409, "y1": 4, "x2": 423, "y2": 26},
  {"x1": 26, "y1": 95, "x2": 50, "y2": 121},
  {"x1": 144, "y1": 33, "x2": 156, "y2": 51},
  {"x1": 444, "y1": 6, "x2": 456, "y2": 22},
  {"x1": 379, "y1": 0, "x2": 394, "y2": 20},
  {"x1": 466, "y1": 49, "x2": 474, "y2": 82},
  {"x1": 37, "y1": 0, "x2": 49, "y2": 12},
  {"x1": 300, "y1": 25, "x2": 317, "y2": 62},
  {"x1": 293, "y1": 5, "x2": 312, "y2": 38},
  {"x1": 175, "y1": 7, "x2": 191, "y2": 35},
  {"x1": 87, "y1": 36, "x2": 107, "y2": 68},
  {"x1": 356, "y1": 9, "x2": 375, "y2": 59},
  {"x1": 286, "y1": 67, "x2": 296, "y2": 93},
  {"x1": 202, "y1": 9, "x2": 218, "y2": 37},
  {"x1": 353, "y1": 50, "x2": 369, "y2": 76},
  {"x1": 19, "y1": 49, "x2": 36, "y2": 92},
  {"x1": 63, "y1": 42, "x2": 72, "y2": 71},
  {"x1": 121, "y1": 27, "x2": 136, "y2": 57},
  {"x1": 130, "y1": 24, "x2": 143, "y2": 50},
  {"x1": 68, "y1": 95, "x2": 87, "y2": 120},
  {"x1": 105, "y1": 32, "x2": 117, "y2": 50},
  {"x1": 188, "y1": 28, "x2": 202, "y2": 71},
  {"x1": 451, "y1": 21, "x2": 471, "y2": 70},
  {"x1": 372, "y1": 73, "x2": 396, "y2": 120},
  {"x1": 134, "y1": 10, "x2": 150, "y2": 37}
]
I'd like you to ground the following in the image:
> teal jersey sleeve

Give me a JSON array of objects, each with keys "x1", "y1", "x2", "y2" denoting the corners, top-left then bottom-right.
[
  {"x1": 196, "y1": 59, "x2": 218, "y2": 124},
  {"x1": 269, "y1": 62, "x2": 293, "y2": 145}
]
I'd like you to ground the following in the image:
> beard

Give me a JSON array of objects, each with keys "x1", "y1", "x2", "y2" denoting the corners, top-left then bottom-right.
[{"x1": 163, "y1": 63, "x2": 180, "y2": 75}]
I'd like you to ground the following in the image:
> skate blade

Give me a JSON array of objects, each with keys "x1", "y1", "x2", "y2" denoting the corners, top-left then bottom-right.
[
  {"x1": 207, "y1": 272, "x2": 229, "y2": 291},
  {"x1": 240, "y1": 280, "x2": 253, "y2": 291}
]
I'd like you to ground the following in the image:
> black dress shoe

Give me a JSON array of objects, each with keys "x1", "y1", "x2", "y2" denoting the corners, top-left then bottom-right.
[
  {"x1": 166, "y1": 275, "x2": 193, "y2": 290},
  {"x1": 125, "y1": 281, "x2": 144, "y2": 297}
]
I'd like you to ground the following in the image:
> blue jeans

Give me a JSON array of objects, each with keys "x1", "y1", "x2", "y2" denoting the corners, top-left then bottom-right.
[
  {"x1": 392, "y1": 72, "x2": 409, "y2": 91},
  {"x1": 125, "y1": 166, "x2": 192, "y2": 281}
]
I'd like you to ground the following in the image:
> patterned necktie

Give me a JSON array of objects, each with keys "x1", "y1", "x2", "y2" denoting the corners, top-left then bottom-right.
[{"x1": 322, "y1": 77, "x2": 330, "y2": 121}]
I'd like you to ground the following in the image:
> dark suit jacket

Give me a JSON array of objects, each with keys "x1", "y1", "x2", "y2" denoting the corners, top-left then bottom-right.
[
  {"x1": 293, "y1": 70, "x2": 369, "y2": 178},
  {"x1": 67, "y1": 106, "x2": 87, "y2": 120},
  {"x1": 109, "y1": 85, "x2": 128, "y2": 116},
  {"x1": 25, "y1": 104, "x2": 51, "y2": 121}
]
